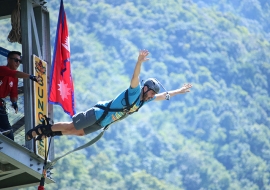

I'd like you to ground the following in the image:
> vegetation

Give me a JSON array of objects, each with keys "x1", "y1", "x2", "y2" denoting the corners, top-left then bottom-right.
[{"x1": 1, "y1": 0, "x2": 270, "y2": 189}]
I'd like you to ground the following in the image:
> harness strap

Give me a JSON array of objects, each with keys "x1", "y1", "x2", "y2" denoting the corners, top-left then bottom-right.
[
  {"x1": 96, "y1": 89, "x2": 141, "y2": 111},
  {"x1": 95, "y1": 100, "x2": 113, "y2": 125},
  {"x1": 124, "y1": 88, "x2": 131, "y2": 111},
  {"x1": 44, "y1": 129, "x2": 106, "y2": 170},
  {"x1": 94, "y1": 89, "x2": 141, "y2": 124},
  {"x1": 95, "y1": 90, "x2": 136, "y2": 112},
  {"x1": 123, "y1": 89, "x2": 144, "y2": 114}
]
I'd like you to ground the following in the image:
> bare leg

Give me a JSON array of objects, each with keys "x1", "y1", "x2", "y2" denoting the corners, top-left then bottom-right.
[{"x1": 52, "y1": 122, "x2": 85, "y2": 136}]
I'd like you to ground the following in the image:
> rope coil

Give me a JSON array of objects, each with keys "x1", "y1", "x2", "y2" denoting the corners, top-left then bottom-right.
[{"x1": 7, "y1": 0, "x2": 22, "y2": 44}]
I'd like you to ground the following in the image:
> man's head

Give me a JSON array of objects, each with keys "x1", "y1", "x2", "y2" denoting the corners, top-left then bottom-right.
[
  {"x1": 142, "y1": 78, "x2": 160, "y2": 101},
  {"x1": 7, "y1": 51, "x2": 22, "y2": 70}
]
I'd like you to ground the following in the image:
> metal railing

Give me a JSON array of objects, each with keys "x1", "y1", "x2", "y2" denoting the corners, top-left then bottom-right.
[{"x1": 2, "y1": 78, "x2": 26, "y2": 145}]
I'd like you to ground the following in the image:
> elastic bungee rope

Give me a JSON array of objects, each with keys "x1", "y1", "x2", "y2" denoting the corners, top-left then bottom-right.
[{"x1": 38, "y1": 137, "x2": 52, "y2": 190}]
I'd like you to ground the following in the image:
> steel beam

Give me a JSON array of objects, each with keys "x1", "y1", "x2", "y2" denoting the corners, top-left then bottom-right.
[
  {"x1": 0, "y1": 135, "x2": 54, "y2": 189},
  {"x1": 21, "y1": 0, "x2": 35, "y2": 151}
]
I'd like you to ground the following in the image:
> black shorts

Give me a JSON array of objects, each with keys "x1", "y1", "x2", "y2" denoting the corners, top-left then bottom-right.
[{"x1": 72, "y1": 108, "x2": 102, "y2": 135}]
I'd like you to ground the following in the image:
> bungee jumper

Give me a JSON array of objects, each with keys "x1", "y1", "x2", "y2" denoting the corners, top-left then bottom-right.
[
  {"x1": 25, "y1": 50, "x2": 192, "y2": 190},
  {"x1": 25, "y1": 50, "x2": 192, "y2": 141}
]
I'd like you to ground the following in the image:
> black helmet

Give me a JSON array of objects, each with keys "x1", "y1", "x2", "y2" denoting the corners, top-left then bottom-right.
[{"x1": 143, "y1": 78, "x2": 160, "y2": 94}]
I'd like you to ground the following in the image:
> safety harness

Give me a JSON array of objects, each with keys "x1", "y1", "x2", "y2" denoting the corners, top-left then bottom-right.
[{"x1": 94, "y1": 88, "x2": 144, "y2": 129}]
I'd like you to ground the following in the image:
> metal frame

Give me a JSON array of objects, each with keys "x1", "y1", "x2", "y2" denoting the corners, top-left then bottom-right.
[
  {"x1": 0, "y1": 135, "x2": 54, "y2": 189},
  {"x1": 0, "y1": 0, "x2": 55, "y2": 188},
  {"x1": 20, "y1": 0, "x2": 53, "y2": 155}
]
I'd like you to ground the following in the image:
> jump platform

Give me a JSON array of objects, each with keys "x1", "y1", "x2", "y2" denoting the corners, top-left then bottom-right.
[{"x1": 0, "y1": 134, "x2": 54, "y2": 190}]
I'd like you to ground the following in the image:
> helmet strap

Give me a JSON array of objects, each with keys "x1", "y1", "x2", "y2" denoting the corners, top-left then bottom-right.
[
  {"x1": 141, "y1": 79, "x2": 170, "y2": 100},
  {"x1": 152, "y1": 78, "x2": 170, "y2": 100},
  {"x1": 141, "y1": 86, "x2": 150, "y2": 100}
]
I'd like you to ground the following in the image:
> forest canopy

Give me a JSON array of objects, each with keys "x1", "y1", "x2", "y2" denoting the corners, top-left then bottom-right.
[{"x1": 1, "y1": 0, "x2": 270, "y2": 189}]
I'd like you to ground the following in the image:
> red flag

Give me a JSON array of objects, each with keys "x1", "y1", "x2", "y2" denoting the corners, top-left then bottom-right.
[{"x1": 48, "y1": 0, "x2": 75, "y2": 117}]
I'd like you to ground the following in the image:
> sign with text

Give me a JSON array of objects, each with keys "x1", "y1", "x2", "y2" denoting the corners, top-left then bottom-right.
[{"x1": 33, "y1": 55, "x2": 48, "y2": 159}]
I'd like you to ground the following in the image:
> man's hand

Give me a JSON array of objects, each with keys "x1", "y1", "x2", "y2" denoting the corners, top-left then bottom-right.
[
  {"x1": 137, "y1": 50, "x2": 149, "y2": 63},
  {"x1": 154, "y1": 83, "x2": 192, "y2": 101},
  {"x1": 12, "y1": 102, "x2": 18, "y2": 114},
  {"x1": 29, "y1": 75, "x2": 42, "y2": 84},
  {"x1": 179, "y1": 83, "x2": 192, "y2": 93},
  {"x1": 131, "y1": 50, "x2": 150, "y2": 88}
]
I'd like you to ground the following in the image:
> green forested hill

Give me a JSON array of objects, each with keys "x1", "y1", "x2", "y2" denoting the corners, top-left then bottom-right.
[{"x1": 1, "y1": 0, "x2": 270, "y2": 189}]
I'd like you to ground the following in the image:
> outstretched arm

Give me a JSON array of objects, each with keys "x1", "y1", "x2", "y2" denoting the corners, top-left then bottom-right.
[
  {"x1": 130, "y1": 50, "x2": 149, "y2": 88},
  {"x1": 0, "y1": 67, "x2": 42, "y2": 84},
  {"x1": 15, "y1": 71, "x2": 31, "y2": 78},
  {"x1": 155, "y1": 83, "x2": 192, "y2": 101},
  {"x1": 15, "y1": 71, "x2": 42, "y2": 84}
]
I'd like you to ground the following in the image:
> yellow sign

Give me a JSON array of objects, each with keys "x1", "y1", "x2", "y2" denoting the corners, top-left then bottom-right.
[{"x1": 33, "y1": 55, "x2": 48, "y2": 160}]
